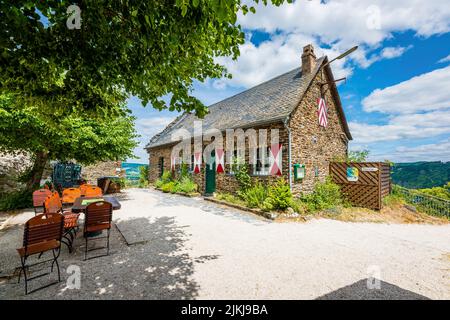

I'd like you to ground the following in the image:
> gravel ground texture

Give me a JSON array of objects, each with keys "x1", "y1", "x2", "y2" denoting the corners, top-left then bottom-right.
[{"x1": 0, "y1": 188, "x2": 449, "y2": 300}]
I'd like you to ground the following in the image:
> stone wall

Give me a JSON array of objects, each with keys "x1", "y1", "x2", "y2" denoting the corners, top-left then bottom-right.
[
  {"x1": 0, "y1": 152, "x2": 32, "y2": 193},
  {"x1": 288, "y1": 67, "x2": 348, "y2": 194},
  {"x1": 0, "y1": 152, "x2": 123, "y2": 192},
  {"x1": 147, "y1": 122, "x2": 289, "y2": 195},
  {"x1": 82, "y1": 161, "x2": 124, "y2": 185},
  {"x1": 147, "y1": 66, "x2": 349, "y2": 197}
]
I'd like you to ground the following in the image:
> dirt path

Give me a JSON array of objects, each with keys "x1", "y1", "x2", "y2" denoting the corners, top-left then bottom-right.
[{"x1": 1, "y1": 188, "x2": 449, "y2": 299}]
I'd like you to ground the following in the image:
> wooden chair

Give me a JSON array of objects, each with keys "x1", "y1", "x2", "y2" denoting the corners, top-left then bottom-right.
[
  {"x1": 84, "y1": 201, "x2": 113, "y2": 260},
  {"x1": 32, "y1": 189, "x2": 52, "y2": 215},
  {"x1": 62, "y1": 188, "x2": 81, "y2": 205},
  {"x1": 17, "y1": 213, "x2": 64, "y2": 295},
  {"x1": 79, "y1": 184, "x2": 95, "y2": 196},
  {"x1": 44, "y1": 192, "x2": 79, "y2": 253},
  {"x1": 84, "y1": 186, "x2": 103, "y2": 197}
]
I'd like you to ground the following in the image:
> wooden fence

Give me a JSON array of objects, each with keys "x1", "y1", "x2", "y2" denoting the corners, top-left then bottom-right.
[{"x1": 329, "y1": 162, "x2": 391, "y2": 210}]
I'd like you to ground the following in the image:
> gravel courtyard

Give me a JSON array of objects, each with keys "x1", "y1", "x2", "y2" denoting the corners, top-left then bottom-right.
[{"x1": 1, "y1": 188, "x2": 449, "y2": 299}]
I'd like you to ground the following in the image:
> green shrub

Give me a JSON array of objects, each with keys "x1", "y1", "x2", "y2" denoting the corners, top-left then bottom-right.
[
  {"x1": 0, "y1": 189, "x2": 33, "y2": 211},
  {"x1": 299, "y1": 177, "x2": 343, "y2": 212},
  {"x1": 160, "y1": 181, "x2": 176, "y2": 193},
  {"x1": 238, "y1": 182, "x2": 268, "y2": 208},
  {"x1": 155, "y1": 171, "x2": 172, "y2": 188},
  {"x1": 177, "y1": 176, "x2": 197, "y2": 194},
  {"x1": 265, "y1": 178, "x2": 293, "y2": 211},
  {"x1": 138, "y1": 165, "x2": 149, "y2": 188},
  {"x1": 216, "y1": 192, "x2": 246, "y2": 206},
  {"x1": 383, "y1": 193, "x2": 405, "y2": 206},
  {"x1": 232, "y1": 158, "x2": 252, "y2": 191},
  {"x1": 179, "y1": 163, "x2": 190, "y2": 180}
]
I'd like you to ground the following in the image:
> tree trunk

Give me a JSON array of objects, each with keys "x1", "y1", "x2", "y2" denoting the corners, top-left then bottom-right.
[{"x1": 25, "y1": 151, "x2": 49, "y2": 192}]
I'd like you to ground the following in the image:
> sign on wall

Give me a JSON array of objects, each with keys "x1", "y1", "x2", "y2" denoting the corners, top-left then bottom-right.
[{"x1": 346, "y1": 167, "x2": 359, "y2": 182}]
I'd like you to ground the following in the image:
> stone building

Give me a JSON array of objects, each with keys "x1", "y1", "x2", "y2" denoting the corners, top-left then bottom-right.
[{"x1": 145, "y1": 44, "x2": 352, "y2": 196}]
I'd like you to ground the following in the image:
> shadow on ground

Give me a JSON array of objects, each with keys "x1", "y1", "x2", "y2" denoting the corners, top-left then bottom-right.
[
  {"x1": 0, "y1": 216, "x2": 217, "y2": 299},
  {"x1": 316, "y1": 279, "x2": 430, "y2": 300},
  {"x1": 144, "y1": 189, "x2": 268, "y2": 226}
]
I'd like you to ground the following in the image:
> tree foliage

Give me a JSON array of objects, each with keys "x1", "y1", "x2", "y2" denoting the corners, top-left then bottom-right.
[
  {"x1": 1, "y1": 0, "x2": 290, "y2": 117},
  {"x1": 0, "y1": 94, "x2": 138, "y2": 191}
]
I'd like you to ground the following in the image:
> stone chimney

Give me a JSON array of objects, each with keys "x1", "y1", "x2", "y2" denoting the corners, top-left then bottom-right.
[{"x1": 301, "y1": 44, "x2": 317, "y2": 74}]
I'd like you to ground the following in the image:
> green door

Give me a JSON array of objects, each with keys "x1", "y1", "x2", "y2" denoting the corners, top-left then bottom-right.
[{"x1": 205, "y1": 151, "x2": 216, "y2": 194}]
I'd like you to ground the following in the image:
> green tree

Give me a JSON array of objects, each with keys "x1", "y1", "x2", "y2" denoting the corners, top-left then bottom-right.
[
  {"x1": 347, "y1": 149, "x2": 370, "y2": 162},
  {"x1": 0, "y1": 95, "x2": 138, "y2": 192},
  {"x1": 1, "y1": 0, "x2": 290, "y2": 117}
]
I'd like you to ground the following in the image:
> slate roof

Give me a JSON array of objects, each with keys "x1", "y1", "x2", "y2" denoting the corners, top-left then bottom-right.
[{"x1": 146, "y1": 56, "x2": 351, "y2": 149}]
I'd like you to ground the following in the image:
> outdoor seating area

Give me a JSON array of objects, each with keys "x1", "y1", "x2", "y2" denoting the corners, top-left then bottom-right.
[{"x1": 19, "y1": 184, "x2": 121, "y2": 294}]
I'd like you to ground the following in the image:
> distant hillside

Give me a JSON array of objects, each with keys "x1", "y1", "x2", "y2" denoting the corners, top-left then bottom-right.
[
  {"x1": 392, "y1": 161, "x2": 450, "y2": 189},
  {"x1": 122, "y1": 162, "x2": 148, "y2": 180}
]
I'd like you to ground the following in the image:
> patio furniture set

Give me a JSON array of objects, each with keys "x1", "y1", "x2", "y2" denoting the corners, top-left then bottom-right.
[{"x1": 16, "y1": 184, "x2": 121, "y2": 294}]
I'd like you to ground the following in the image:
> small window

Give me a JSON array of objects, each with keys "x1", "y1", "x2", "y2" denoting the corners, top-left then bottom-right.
[
  {"x1": 189, "y1": 154, "x2": 195, "y2": 172},
  {"x1": 158, "y1": 157, "x2": 164, "y2": 177},
  {"x1": 253, "y1": 147, "x2": 271, "y2": 176},
  {"x1": 229, "y1": 150, "x2": 244, "y2": 175}
]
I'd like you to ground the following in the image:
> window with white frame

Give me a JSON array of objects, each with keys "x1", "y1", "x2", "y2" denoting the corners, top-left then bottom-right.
[
  {"x1": 228, "y1": 149, "x2": 244, "y2": 175},
  {"x1": 253, "y1": 147, "x2": 271, "y2": 176},
  {"x1": 189, "y1": 154, "x2": 195, "y2": 172}
]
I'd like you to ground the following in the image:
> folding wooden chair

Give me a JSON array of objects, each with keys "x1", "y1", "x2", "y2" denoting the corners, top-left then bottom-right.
[
  {"x1": 44, "y1": 192, "x2": 79, "y2": 253},
  {"x1": 17, "y1": 213, "x2": 64, "y2": 295},
  {"x1": 84, "y1": 186, "x2": 103, "y2": 197},
  {"x1": 62, "y1": 188, "x2": 81, "y2": 205},
  {"x1": 32, "y1": 189, "x2": 52, "y2": 215},
  {"x1": 84, "y1": 201, "x2": 113, "y2": 260}
]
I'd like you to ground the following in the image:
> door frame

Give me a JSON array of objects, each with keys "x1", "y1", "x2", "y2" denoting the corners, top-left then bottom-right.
[{"x1": 204, "y1": 151, "x2": 216, "y2": 195}]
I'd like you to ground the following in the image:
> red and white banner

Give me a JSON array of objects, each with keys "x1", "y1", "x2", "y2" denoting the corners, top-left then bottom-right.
[
  {"x1": 193, "y1": 152, "x2": 201, "y2": 174},
  {"x1": 215, "y1": 148, "x2": 224, "y2": 173},
  {"x1": 269, "y1": 144, "x2": 282, "y2": 176},
  {"x1": 317, "y1": 98, "x2": 328, "y2": 127}
]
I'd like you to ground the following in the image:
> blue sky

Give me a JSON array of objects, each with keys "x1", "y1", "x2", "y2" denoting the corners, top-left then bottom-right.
[{"x1": 128, "y1": 0, "x2": 450, "y2": 164}]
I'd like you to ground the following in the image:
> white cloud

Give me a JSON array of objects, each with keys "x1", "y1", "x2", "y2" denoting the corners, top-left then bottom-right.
[
  {"x1": 362, "y1": 65, "x2": 450, "y2": 114},
  {"x1": 372, "y1": 138, "x2": 450, "y2": 162},
  {"x1": 438, "y1": 54, "x2": 450, "y2": 63},
  {"x1": 379, "y1": 45, "x2": 413, "y2": 59},
  {"x1": 130, "y1": 116, "x2": 175, "y2": 163},
  {"x1": 215, "y1": 33, "x2": 353, "y2": 88},
  {"x1": 214, "y1": 0, "x2": 443, "y2": 90},
  {"x1": 239, "y1": 0, "x2": 450, "y2": 46},
  {"x1": 135, "y1": 116, "x2": 175, "y2": 139}
]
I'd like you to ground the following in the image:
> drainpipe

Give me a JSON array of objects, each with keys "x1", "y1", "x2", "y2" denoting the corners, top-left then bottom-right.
[{"x1": 283, "y1": 118, "x2": 292, "y2": 191}]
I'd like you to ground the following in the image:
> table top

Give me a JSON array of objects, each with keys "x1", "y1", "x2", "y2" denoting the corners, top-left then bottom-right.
[{"x1": 71, "y1": 196, "x2": 121, "y2": 213}]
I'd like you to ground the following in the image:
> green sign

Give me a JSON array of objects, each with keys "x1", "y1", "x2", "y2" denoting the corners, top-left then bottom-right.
[{"x1": 81, "y1": 198, "x2": 104, "y2": 206}]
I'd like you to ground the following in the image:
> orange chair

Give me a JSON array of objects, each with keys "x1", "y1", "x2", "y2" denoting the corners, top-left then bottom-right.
[
  {"x1": 17, "y1": 213, "x2": 64, "y2": 294},
  {"x1": 79, "y1": 184, "x2": 95, "y2": 196},
  {"x1": 62, "y1": 188, "x2": 82, "y2": 205},
  {"x1": 84, "y1": 186, "x2": 103, "y2": 197},
  {"x1": 32, "y1": 189, "x2": 52, "y2": 215},
  {"x1": 44, "y1": 192, "x2": 79, "y2": 253}
]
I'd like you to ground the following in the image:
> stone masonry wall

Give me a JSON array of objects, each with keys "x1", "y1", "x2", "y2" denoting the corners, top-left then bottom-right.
[
  {"x1": 82, "y1": 161, "x2": 123, "y2": 185},
  {"x1": 288, "y1": 68, "x2": 348, "y2": 195},
  {"x1": 147, "y1": 68, "x2": 348, "y2": 196},
  {"x1": 147, "y1": 122, "x2": 289, "y2": 195}
]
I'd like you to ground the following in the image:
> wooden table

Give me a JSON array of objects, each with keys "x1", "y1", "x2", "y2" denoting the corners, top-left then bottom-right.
[{"x1": 71, "y1": 196, "x2": 121, "y2": 213}]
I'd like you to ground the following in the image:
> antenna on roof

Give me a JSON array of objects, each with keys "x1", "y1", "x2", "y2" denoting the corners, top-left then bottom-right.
[{"x1": 322, "y1": 46, "x2": 358, "y2": 68}]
